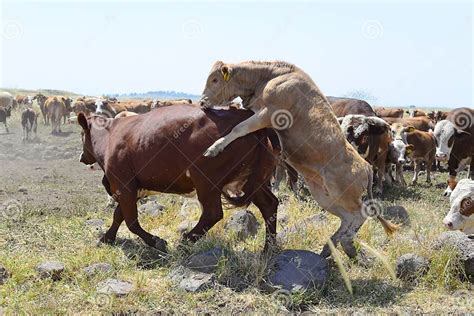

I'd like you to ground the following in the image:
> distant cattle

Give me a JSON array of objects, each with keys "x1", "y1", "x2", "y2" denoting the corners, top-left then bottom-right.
[
  {"x1": 72, "y1": 97, "x2": 97, "y2": 115},
  {"x1": 428, "y1": 110, "x2": 449, "y2": 124},
  {"x1": 407, "y1": 109, "x2": 427, "y2": 117},
  {"x1": 443, "y1": 179, "x2": 474, "y2": 234},
  {"x1": 340, "y1": 115, "x2": 392, "y2": 194},
  {"x1": 152, "y1": 99, "x2": 193, "y2": 108},
  {"x1": 0, "y1": 92, "x2": 13, "y2": 133},
  {"x1": 33, "y1": 94, "x2": 49, "y2": 124},
  {"x1": 16, "y1": 95, "x2": 33, "y2": 107},
  {"x1": 374, "y1": 107, "x2": 404, "y2": 118},
  {"x1": 62, "y1": 97, "x2": 73, "y2": 124},
  {"x1": 0, "y1": 106, "x2": 11, "y2": 134},
  {"x1": 44, "y1": 96, "x2": 66, "y2": 134},
  {"x1": 327, "y1": 96, "x2": 377, "y2": 117},
  {"x1": 382, "y1": 116, "x2": 435, "y2": 132},
  {"x1": 77, "y1": 105, "x2": 278, "y2": 252},
  {"x1": 21, "y1": 108, "x2": 38, "y2": 142},
  {"x1": 433, "y1": 107, "x2": 474, "y2": 196}
]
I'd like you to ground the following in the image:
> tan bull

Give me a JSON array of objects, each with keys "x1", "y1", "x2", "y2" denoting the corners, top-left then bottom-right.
[
  {"x1": 44, "y1": 96, "x2": 66, "y2": 134},
  {"x1": 201, "y1": 60, "x2": 398, "y2": 259}
]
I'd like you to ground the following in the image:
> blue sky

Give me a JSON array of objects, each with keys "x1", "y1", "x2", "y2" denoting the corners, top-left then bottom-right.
[{"x1": 1, "y1": 0, "x2": 472, "y2": 107}]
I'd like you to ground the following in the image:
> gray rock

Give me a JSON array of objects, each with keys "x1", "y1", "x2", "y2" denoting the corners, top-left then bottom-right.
[
  {"x1": 266, "y1": 250, "x2": 329, "y2": 292},
  {"x1": 185, "y1": 247, "x2": 225, "y2": 274},
  {"x1": 224, "y1": 209, "x2": 259, "y2": 240},
  {"x1": 169, "y1": 266, "x2": 214, "y2": 292},
  {"x1": 18, "y1": 186, "x2": 28, "y2": 194},
  {"x1": 85, "y1": 218, "x2": 104, "y2": 228},
  {"x1": 97, "y1": 278, "x2": 133, "y2": 296},
  {"x1": 177, "y1": 220, "x2": 198, "y2": 234},
  {"x1": 433, "y1": 231, "x2": 474, "y2": 280},
  {"x1": 0, "y1": 265, "x2": 10, "y2": 285},
  {"x1": 83, "y1": 262, "x2": 113, "y2": 276},
  {"x1": 36, "y1": 261, "x2": 65, "y2": 280},
  {"x1": 384, "y1": 205, "x2": 410, "y2": 226},
  {"x1": 138, "y1": 200, "x2": 165, "y2": 217},
  {"x1": 396, "y1": 253, "x2": 429, "y2": 281}
]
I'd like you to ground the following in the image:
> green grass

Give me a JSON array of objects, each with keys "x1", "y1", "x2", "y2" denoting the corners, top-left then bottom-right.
[{"x1": 0, "y1": 107, "x2": 472, "y2": 314}]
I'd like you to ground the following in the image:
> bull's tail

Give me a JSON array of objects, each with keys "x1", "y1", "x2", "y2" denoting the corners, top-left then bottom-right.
[
  {"x1": 366, "y1": 164, "x2": 399, "y2": 235},
  {"x1": 222, "y1": 130, "x2": 273, "y2": 207}
]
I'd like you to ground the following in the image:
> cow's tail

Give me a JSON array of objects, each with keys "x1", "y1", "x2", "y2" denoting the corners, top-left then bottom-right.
[
  {"x1": 222, "y1": 130, "x2": 272, "y2": 208},
  {"x1": 365, "y1": 164, "x2": 399, "y2": 235}
]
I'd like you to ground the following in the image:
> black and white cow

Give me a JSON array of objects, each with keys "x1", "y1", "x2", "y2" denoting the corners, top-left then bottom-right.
[{"x1": 21, "y1": 108, "x2": 38, "y2": 142}]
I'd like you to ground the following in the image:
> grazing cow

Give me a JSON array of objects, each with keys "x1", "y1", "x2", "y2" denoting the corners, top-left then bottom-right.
[
  {"x1": 406, "y1": 109, "x2": 427, "y2": 117},
  {"x1": 442, "y1": 179, "x2": 474, "y2": 234},
  {"x1": 45, "y1": 96, "x2": 66, "y2": 134},
  {"x1": 390, "y1": 125, "x2": 436, "y2": 184},
  {"x1": 327, "y1": 96, "x2": 377, "y2": 117},
  {"x1": 114, "y1": 111, "x2": 138, "y2": 119},
  {"x1": 200, "y1": 60, "x2": 398, "y2": 259},
  {"x1": 374, "y1": 107, "x2": 404, "y2": 118},
  {"x1": 382, "y1": 116, "x2": 434, "y2": 132},
  {"x1": 433, "y1": 108, "x2": 474, "y2": 196},
  {"x1": 340, "y1": 115, "x2": 392, "y2": 194},
  {"x1": 33, "y1": 94, "x2": 49, "y2": 124},
  {"x1": 21, "y1": 108, "x2": 38, "y2": 142},
  {"x1": 428, "y1": 110, "x2": 449, "y2": 123},
  {"x1": 77, "y1": 105, "x2": 278, "y2": 252}
]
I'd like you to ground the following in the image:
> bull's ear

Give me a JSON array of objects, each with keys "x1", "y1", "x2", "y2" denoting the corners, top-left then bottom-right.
[
  {"x1": 221, "y1": 65, "x2": 232, "y2": 81},
  {"x1": 404, "y1": 126, "x2": 416, "y2": 133},
  {"x1": 61, "y1": 97, "x2": 67, "y2": 102},
  {"x1": 78, "y1": 113, "x2": 88, "y2": 130},
  {"x1": 405, "y1": 144, "x2": 414, "y2": 154}
]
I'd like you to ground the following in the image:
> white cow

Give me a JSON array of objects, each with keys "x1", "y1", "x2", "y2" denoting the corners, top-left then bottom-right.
[{"x1": 443, "y1": 179, "x2": 474, "y2": 234}]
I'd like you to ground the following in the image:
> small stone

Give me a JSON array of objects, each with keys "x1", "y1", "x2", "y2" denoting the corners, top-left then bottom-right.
[
  {"x1": 85, "y1": 219, "x2": 104, "y2": 227},
  {"x1": 169, "y1": 266, "x2": 214, "y2": 292},
  {"x1": 83, "y1": 262, "x2": 112, "y2": 276},
  {"x1": 138, "y1": 200, "x2": 165, "y2": 217},
  {"x1": 0, "y1": 265, "x2": 10, "y2": 285},
  {"x1": 224, "y1": 209, "x2": 260, "y2": 240},
  {"x1": 185, "y1": 247, "x2": 225, "y2": 274},
  {"x1": 265, "y1": 250, "x2": 329, "y2": 292},
  {"x1": 396, "y1": 253, "x2": 430, "y2": 282},
  {"x1": 384, "y1": 205, "x2": 410, "y2": 226},
  {"x1": 18, "y1": 186, "x2": 28, "y2": 194},
  {"x1": 36, "y1": 261, "x2": 65, "y2": 281},
  {"x1": 97, "y1": 278, "x2": 133, "y2": 296}
]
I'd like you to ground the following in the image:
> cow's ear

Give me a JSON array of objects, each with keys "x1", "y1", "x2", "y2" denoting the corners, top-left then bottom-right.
[
  {"x1": 78, "y1": 113, "x2": 89, "y2": 130},
  {"x1": 404, "y1": 126, "x2": 416, "y2": 133},
  {"x1": 456, "y1": 129, "x2": 471, "y2": 138},
  {"x1": 221, "y1": 65, "x2": 233, "y2": 82},
  {"x1": 367, "y1": 117, "x2": 389, "y2": 135},
  {"x1": 405, "y1": 144, "x2": 414, "y2": 154}
]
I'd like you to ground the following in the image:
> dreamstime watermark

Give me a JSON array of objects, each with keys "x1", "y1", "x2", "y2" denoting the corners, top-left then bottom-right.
[
  {"x1": 182, "y1": 19, "x2": 202, "y2": 39},
  {"x1": 90, "y1": 111, "x2": 114, "y2": 131},
  {"x1": 361, "y1": 20, "x2": 384, "y2": 40},
  {"x1": 453, "y1": 109, "x2": 473, "y2": 130},
  {"x1": 2, "y1": 20, "x2": 23, "y2": 40},
  {"x1": 271, "y1": 110, "x2": 293, "y2": 130},
  {"x1": 90, "y1": 293, "x2": 113, "y2": 309},
  {"x1": 173, "y1": 117, "x2": 195, "y2": 139},
  {"x1": 271, "y1": 289, "x2": 293, "y2": 308},
  {"x1": 361, "y1": 199, "x2": 384, "y2": 218},
  {"x1": 0, "y1": 199, "x2": 23, "y2": 221}
]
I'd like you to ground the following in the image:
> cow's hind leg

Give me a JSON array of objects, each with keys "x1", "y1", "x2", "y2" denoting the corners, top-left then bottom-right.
[
  {"x1": 184, "y1": 189, "x2": 223, "y2": 242},
  {"x1": 252, "y1": 184, "x2": 279, "y2": 252}
]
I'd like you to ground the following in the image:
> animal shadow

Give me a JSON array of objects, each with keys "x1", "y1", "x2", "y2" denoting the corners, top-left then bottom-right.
[{"x1": 115, "y1": 237, "x2": 168, "y2": 269}]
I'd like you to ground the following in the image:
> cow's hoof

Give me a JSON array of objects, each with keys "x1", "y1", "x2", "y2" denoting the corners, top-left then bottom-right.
[
  {"x1": 98, "y1": 234, "x2": 115, "y2": 245},
  {"x1": 151, "y1": 236, "x2": 168, "y2": 254},
  {"x1": 203, "y1": 138, "x2": 225, "y2": 157}
]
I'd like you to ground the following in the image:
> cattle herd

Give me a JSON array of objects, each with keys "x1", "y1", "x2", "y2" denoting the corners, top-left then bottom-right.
[{"x1": 0, "y1": 60, "x2": 473, "y2": 260}]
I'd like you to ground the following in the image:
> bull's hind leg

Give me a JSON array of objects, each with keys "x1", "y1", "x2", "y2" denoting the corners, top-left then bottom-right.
[
  {"x1": 118, "y1": 190, "x2": 167, "y2": 252},
  {"x1": 184, "y1": 189, "x2": 223, "y2": 242},
  {"x1": 252, "y1": 184, "x2": 279, "y2": 251}
]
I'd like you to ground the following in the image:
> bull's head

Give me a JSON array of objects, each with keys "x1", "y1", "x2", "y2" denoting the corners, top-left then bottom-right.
[
  {"x1": 443, "y1": 181, "x2": 474, "y2": 234},
  {"x1": 433, "y1": 120, "x2": 471, "y2": 161}
]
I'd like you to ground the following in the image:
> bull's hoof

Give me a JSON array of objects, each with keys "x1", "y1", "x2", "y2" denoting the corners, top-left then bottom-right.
[
  {"x1": 98, "y1": 234, "x2": 116, "y2": 246},
  {"x1": 203, "y1": 138, "x2": 225, "y2": 157},
  {"x1": 151, "y1": 236, "x2": 168, "y2": 254}
]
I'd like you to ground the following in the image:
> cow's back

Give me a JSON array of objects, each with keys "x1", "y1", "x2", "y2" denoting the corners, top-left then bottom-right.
[{"x1": 328, "y1": 96, "x2": 376, "y2": 117}]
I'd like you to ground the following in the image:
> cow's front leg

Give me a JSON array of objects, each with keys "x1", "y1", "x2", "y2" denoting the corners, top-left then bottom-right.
[{"x1": 204, "y1": 107, "x2": 270, "y2": 157}]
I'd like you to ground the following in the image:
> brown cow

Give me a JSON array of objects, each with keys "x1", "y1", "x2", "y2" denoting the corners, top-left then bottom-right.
[
  {"x1": 382, "y1": 116, "x2": 434, "y2": 132},
  {"x1": 374, "y1": 107, "x2": 404, "y2": 118},
  {"x1": 61, "y1": 96, "x2": 73, "y2": 124},
  {"x1": 33, "y1": 94, "x2": 49, "y2": 124},
  {"x1": 340, "y1": 115, "x2": 392, "y2": 194},
  {"x1": 44, "y1": 96, "x2": 66, "y2": 134},
  {"x1": 406, "y1": 109, "x2": 427, "y2": 117},
  {"x1": 152, "y1": 99, "x2": 193, "y2": 108},
  {"x1": 77, "y1": 105, "x2": 278, "y2": 252},
  {"x1": 327, "y1": 96, "x2": 377, "y2": 117},
  {"x1": 72, "y1": 97, "x2": 97, "y2": 115}
]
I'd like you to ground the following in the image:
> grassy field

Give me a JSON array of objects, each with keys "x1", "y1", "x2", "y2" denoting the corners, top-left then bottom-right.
[{"x1": 0, "y1": 106, "x2": 472, "y2": 314}]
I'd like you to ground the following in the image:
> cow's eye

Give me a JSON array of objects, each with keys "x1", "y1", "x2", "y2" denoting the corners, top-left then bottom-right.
[{"x1": 212, "y1": 78, "x2": 218, "y2": 83}]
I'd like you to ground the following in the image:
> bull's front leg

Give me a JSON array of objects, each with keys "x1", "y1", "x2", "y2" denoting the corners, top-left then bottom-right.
[{"x1": 204, "y1": 107, "x2": 270, "y2": 157}]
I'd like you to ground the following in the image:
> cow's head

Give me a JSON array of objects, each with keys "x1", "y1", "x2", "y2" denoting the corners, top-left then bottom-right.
[
  {"x1": 201, "y1": 61, "x2": 252, "y2": 108},
  {"x1": 62, "y1": 97, "x2": 73, "y2": 109},
  {"x1": 433, "y1": 120, "x2": 471, "y2": 161},
  {"x1": 77, "y1": 113, "x2": 97, "y2": 165},
  {"x1": 443, "y1": 180, "x2": 474, "y2": 234},
  {"x1": 33, "y1": 94, "x2": 47, "y2": 105},
  {"x1": 341, "y1": 115, "x2": 390, "y2": 157}
]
